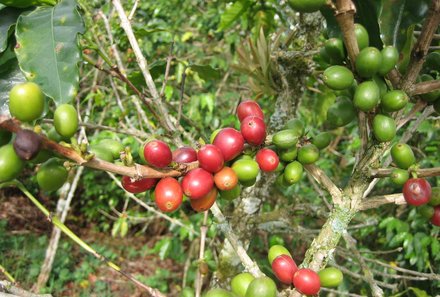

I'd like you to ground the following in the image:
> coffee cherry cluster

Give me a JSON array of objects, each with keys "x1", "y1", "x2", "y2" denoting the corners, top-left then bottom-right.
[
  {"x1": 121, "y1": 100, "x2": 280, "y2": 213},
  {"x1": 407, "y1": 184, "x2": 440, "y2": 227},
  {"x1": 271, "y1": 120, "x2": 331, "y2": 188},
  {"x1": 317, "y1": 23, "x2": 440, "y2": 143},
  {"x1": 0, "y1": 82, "x2": 80, "y2": 193},
  {"x1": 268, "y1": 244, "x2": 343, "y2": 295},
  {"x1": 209, "y1": 243, "x2": 344, "y2": 297},
  {"x1": 204, "y1": 274, "x2": 277, "y2": 297},
  {"x1": 387, "y1": 143, "x2": 440, "y2": 226}
]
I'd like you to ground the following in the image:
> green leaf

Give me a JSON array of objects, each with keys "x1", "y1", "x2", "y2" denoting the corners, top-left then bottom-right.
[
  {"x1": 320, "y1": 6, "x2": 340, "y2": 38},
  {"x1": 409, "y1": 287, "x2": 430, "y2": 297},
  {"x1": 190, "y1": 64, "x2": 220, "y2": 81},
  {"x1": 134, "y1": 27, "x2": 171, "y2": 36},
  {"x1": 126, "y1": 61, "x2": 167, "y2": 94},
  {"x1": 217, "y1": 0, "x2": 251, "y2": 32},
  {"x1": 200, "y1": 93, "x2": 214, "y2": 112},
  {"x1": 158, "y1": 238, "x2": 171, "y2": 260},
  {"x1": 397, "y1": 25, "x2": 415, "y2": 74},
  {"x1": 352, "y1": 0, "x2": 382, "y2": 48},
  {"x1": 378, "y1": 0, "x2": 429, "y2": 50},
  {"x1": 0, "y1": 7, "x2": 23, "y2": 53},
  {"x1": 111, "y1": 218, "x2": 121, "y2": 238},
  {"x1": 389, "y1": 232, "x2": 408, "y2": 248},
  {"x1": 431, "y1": 238, "x2": 440, "y2": 258},
  {"x1": 120, "y1": 218, "x2": 128, "y2": 238},
  {"x1": 15, "y1": 0, "x2": 84, "y2": 105},
  {"x1": 379, "y1": 217, "x2": 395, "y2": 229},
  {"x1": 0, "y1": 44, "x2": 25, "y2": 115}
]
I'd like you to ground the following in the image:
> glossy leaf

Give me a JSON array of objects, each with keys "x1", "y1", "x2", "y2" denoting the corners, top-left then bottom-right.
[
  {"x1": 0, "y1": 7, "x2": 23, "y2": 53},
  {"x1": 378, "y1": 0, "x2": 429, "y2": 50},
  {"x1": 190, "y1": 64, "x2": 220, "y2": 81},
  {"x1": 320, "y1": 6, "x2": 340, "y2": 38},
  {"x1": 120, "y1": 218, "x2": 128, "y2": 238},
  {"x1": 111, "y1": 218, "x2": 121, "y2": 238},
  {"x1": 409, "y1": 287, "x2": 429, "y2": 297},
  {"x1": 0, "y1": 45, "x2": 26, "y2": 116},
  {"x1": 397, "y1": 25, "x2": 415, "y2": 74},
  {"x1": 15, "y1": 0, "x2": 84, "y2": 105},
  {"x1": 217, "y1": 0, "x2": 251, "y2": 32},
  {"x1": 353, "y1": 0, "x2": 382, "y2": 48}
]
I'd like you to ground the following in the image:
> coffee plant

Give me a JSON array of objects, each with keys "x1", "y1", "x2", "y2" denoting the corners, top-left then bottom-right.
[{"x1": 0, "y1": 0, "x2": 439, "y2": 296}]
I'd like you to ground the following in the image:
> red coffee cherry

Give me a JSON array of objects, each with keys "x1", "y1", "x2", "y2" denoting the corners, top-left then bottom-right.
[
  {"x1": 256, "y1": 148, "x2": 279, "y2": 172},
  {"x1": 237, "y1": 100, "x2": 264, "y2": 122},
  {"x1": 240, "y1": 116, "x2": 267, "y2": 146},
  {"x1": 272, "y1": 255, "x2": 298, "y2": 284},
  {"x1": 143, "y1": 140, "x2": 172, "y2": 168},
  {"x1": 293, "y1": 268, "x2": 321, "y2": 296},
  {"x1": 154, "y1": 177, "x2": 183, "y2": 212},
  {"x1": 190, "y1": 187, "x2": 218, "y2": 212},
  {"x1": 122, "y1": 176, "x2": 158, "y2": 194},
  {"x1": 214, "y1": 166, "x2": 238, "y2": 191},
  {"x1": 431, "y1": 206, "x2": 440, "y2": 226},
  {"x1": 182, "y1": 168, "x2": 214, "y2": 199},
  {"x1": 172, "y1": 146, "x2": 198, "y2": 163},
  {"x1": 212, "y1": 128, "x2": 245, "y2": 161},
  {"x1": 403, "y1": 178, "x2": 432, "y2": 206},
  {"x1": 197, "y1": 144, "x2": 224, "y2": 173}
]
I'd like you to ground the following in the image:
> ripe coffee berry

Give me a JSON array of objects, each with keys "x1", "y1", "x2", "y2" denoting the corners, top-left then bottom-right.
[
  {"x1": 293, "y1": 268, "x2": 321, "y2": 295},
  {"x1": 272, "y1": 255, "x2": 298, "y2": 284},
  {"x1": 197, "y1": 144, "x2": 224, "y2": 173},
  {"x1": 431, "y1": 206, "x2": 440, "y2": 226},
  {"x1": 256, "y1": 148, "x2": 279, "y2": 172},
  {"x1": 182, "y1": 168, "x2": 214, "y2": 199},
  {"x1": 213, "y1": 128, "x2": 245, "y2": 161},
  {"x1": 237, "y1": 100, "x2": 264, "y2": 122},
  {"x1": 173, "y1": 146, "x2": 198, "y2": 163},
  {"x1": 143, "y1": 140, "x2": 172, "y2": 168},
  {"x1": 403, "y1": 178, "x2": 431, "y2": 206},
  {"x1": 122, "y1": 176, "x2": 158, "y2": 194},
  {"x1": 214, "y1": 167, "x2": 238, "y2": 191},
  {"x1": 154, "y1": 177, "x2": 183, "y2": 212},
  {"x1": 240, "y1": 116, "x2": 267, "y2": 146},
  {"x1": 190, "y1": 187, "x2": 218, "y2": 212}
]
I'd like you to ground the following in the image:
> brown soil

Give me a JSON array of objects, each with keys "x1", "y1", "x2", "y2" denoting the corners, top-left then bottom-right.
[{"x1": 0, "y1": 189, "x2": 187, "y2": 297}]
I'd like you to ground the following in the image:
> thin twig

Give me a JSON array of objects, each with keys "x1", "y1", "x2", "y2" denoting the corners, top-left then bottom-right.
[
  {"x1": 0, "y1": 265, "x2": 15, "y2": 283},
  {"x1": 0, "y1": 281, "x2": 52, "y2": 297},
  {"x1": 331, "y1": 262, "x2": 397, "y2": 290},
  {"x1": 356, "y1": 111, "x2": 369, "y2": 162},
  {"x1": 178, "y1": 66, "x2": 188, "y2": 124},
  {"x1": 410, "y1": 79, "x2": 440, "y2": 96},
  {"x1": 127, "y1": 0, "x2": 139, "y2": 21},
  {"x1": 112, "y1": 0, "x2": 181, "y2": 143},
  {"x1": 195, "y1": 211, "x2": 209, "y2": 297},
  {"x1": 320, "y1": 288, "x2": 364, "y2": 297},
  {"x1": 107, "y1": 172, "x2": 199, "y2": 235},
  {"x1": 400, "y1": 0, "x2": 440, "y2": 92},
  {"x1": 210, "y1": 203, "x2": 265, "y2": 278},
  {"x1": 159, "y1": 41, "x2": 175, "y2": 98},
  {"x1": 369, "y1": 167, "x2": 440, "y2": 178},
  {"x1": 0, "y1": 116, "x2": 197, "y2": 179},
  {"x1": 359, "y1": 194, "x2": 406, "y2": 210},
  {"x1": 304, "y1": 164, "x2": 343, "y2": 205},
  {"x1": 343, "y1": 233, "x2": 384, "y2": 297},
  {"x1": 43, "y1": 118, "x2": 149, "y2": 139}
]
